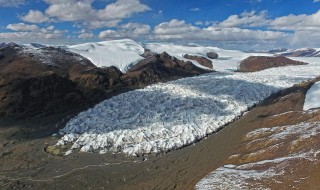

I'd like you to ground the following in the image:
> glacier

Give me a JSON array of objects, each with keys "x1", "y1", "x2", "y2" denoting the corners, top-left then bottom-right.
[{"x1": 56, "y1": 43, "x2": 320, "y2": 156}]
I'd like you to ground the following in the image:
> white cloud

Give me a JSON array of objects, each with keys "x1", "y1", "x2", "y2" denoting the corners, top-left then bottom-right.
[
  {"x1": 21, "y1": 10, "x2": 50, "y2": 23},
  {"x1": 99, "y1": 22, "x2": 151, "y2": 38},
  {"x1": 96, "y1": 0, "x2": 151, "y2": 20},
  {"x1": 120, "y1": 23, "x2": 151, "y2": 35},
  {"x1": 0, "y1": 0, "x2": 25, "y2": 7},
  {"x1": 78, "y1": 33, "x2": 94, "y2": 39},
  {"x1": 190, "y1": 8, "x2": 200, "y2": 12},
  {"x1": 0, "y1": 31, "x2": 64, "y2": 40},
  {"x1": 152, "y1": 19, "x2": 286, "y2": 42},
  {"x1": 1, "y1": 23, "x2": 66, "y2": 41},
  {"x1": 85, "y1": 20, "x2": 121, "y2": 29},
  {"x1": 314, "y1": 0, "x2": 320, "y2": 2},
  {"x1": 45, "y1": 0, "x2": 94, "y2": 22},
  {"x1": 6, "y1": 23, "x2": 39, "y2": 31},
  {"x1": 20, "y1": 0, "x2": 151, "y2": 29},
  {"x1": 218, "y1": 10, "x2": 270, "y2": 28},
  {"x1": 154, "y1": 19, "x2": 199, "y2": 36},
  {"x1": 99, "y1": 30, "x2": 121, "y2": 38},
  {"x1": 195, "y1": 21, "x2": 203, "y2": 25},
  {"x1": 47, "y1": 25, "x2": 55, "y2": 30},
  {"x1": 215, "y1": 10, "x2": 320, "y2": 32},
  {"x1": 270, "y1": 10, "x2": 320, "y2": 31},
  {"x1": 290, "y1": 30, "x2": 320, "y2": 47}
]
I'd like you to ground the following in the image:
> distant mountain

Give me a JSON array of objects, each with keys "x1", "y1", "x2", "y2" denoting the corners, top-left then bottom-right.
[
  {"x1": 268, "y1": 48, "x2": 288, "y2": 53},
  {"x1": 272, "y1": 48, "x2": 320, "y2": 57},
  {"x1": 67, "y1": 39, "x2": 218, "y2": 72}
]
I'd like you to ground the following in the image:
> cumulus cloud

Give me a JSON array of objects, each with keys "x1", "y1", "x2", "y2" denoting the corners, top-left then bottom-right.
[
  {"x1": 21, "y1": 0, "x2": 150, "y2": 29},
  {"x1": 0, "y1": 31, "x2": 64, "y2": 40},
  {"x1": 6, "y1": 23, "x2": 39, "y2": 31},
  {"x1": 99, "y1": 30, "x2": 121, "y2": 38},
  {"x1": 99, "y1": 22, "x2": 150, "y2": 38},
  {"x1": 152, "y1": 19, "x2": 286, "y2": 42},
  {"x1": 45, "y1": 0, "x2": 94, "y2": 22},
  {"x1": 121, "y1": 23, "x2": 151, "y2": 36},
  {"x1": 0, "y1": 32, "x2": 62, "y2": 40},
  {"x1": 1, "y1": 23, "x2": 66, "y2": 41},
  {"x1": 96, "y1": 0, "x2": 151, "y2": 20},
  {"x1": 85, "y1": 20, "x2": 121, "y2": 29},
  {"x1": 0, "y1": 0, "x2": 25, "y2": 7},
  {"x1": 154, "y1": 19, "x2": 199, "y2": 36},
  {"x1": 78, "y1": 33, "x2": 94, "y2": 39},
  {"x1": 21, "y1": 10, "x2": 51, "y2": 23},
  {"x1": 218, "y1": 10, "x2": 270, "y2": 28},
  {"x1": 216, "y1": 10, "x2": 320, "y2": 32},
  {"x1": 270, "y1": 10, "x2": 320, "y2": 31}
]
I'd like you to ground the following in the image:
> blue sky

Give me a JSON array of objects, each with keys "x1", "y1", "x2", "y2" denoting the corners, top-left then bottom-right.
[{"x1": 0, "y1": 0, "x2": 320, "y2": 50}]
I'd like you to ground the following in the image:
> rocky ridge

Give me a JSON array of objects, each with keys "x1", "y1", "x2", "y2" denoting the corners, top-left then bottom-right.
[{"x1": 0, "y1": 43, "x2": 211, "y2": 118}]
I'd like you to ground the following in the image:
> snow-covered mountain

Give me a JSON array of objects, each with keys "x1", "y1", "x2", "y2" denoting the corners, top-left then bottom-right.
[
  {"x1": 67, "y1": 39, "x2": 145, "y2": 72},
  {"x1": 66, "y1": 39, "x2": 271, "y2": 72},
  {"x1": 274, "y1": 48, "x2": 320, "y2": 57}
]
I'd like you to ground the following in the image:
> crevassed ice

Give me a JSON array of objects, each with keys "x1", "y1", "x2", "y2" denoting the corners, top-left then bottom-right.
[{"x1": 57, "y1": 55, "x2": 320, "y2": 156}]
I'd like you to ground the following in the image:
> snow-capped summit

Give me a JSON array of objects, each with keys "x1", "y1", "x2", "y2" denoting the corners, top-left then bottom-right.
[{"x1": 67, "y1": 39, "x2": 145, "y2": 72}]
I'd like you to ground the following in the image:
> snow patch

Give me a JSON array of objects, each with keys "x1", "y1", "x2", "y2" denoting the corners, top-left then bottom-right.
[
  {"x1": 303, "y1": 81, "x2": 320, "y2": 110},
  {"x1": 67, "y1": 39, "x2": 145, "y2": 72}
]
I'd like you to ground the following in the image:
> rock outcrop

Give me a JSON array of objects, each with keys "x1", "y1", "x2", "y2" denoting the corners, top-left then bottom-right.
[
  {"x1": 183, "y1": 54, "x2": 213, "y2": 69},
  {"x1": 239, "y1": 56, "x2": 307, "y2": 72},
  {"x1": 207, "y1": 52, "x2": 219, "y2": 59},
  {"x1": 124, "y1": 52, "x2": 212, "y2": 86}
]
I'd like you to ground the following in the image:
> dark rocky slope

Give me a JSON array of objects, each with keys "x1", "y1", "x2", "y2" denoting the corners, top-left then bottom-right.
[
  {"x1": 239, "y1": 56, "x2": 307, "y2": 72},
  {"x1": 0, "y1": 44, "x2": 211, "y2": 118},
  {"x1": 124, "y1": 52, "x2": 212, "y2": 85}
]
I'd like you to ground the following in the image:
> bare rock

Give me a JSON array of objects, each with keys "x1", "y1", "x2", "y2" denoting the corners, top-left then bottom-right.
[
  {"x1": 207, "y1": 52, "x2": 219, "y2": 59},
  {"x1": 239, "y1": 56, "x2": 307, "y2": 72},
  {"x1": 183, "y1": 54, "x2": 213, "y2": 69},
  {"x1": 124, "y1": 52, "x2": 213, "y2": 86}
]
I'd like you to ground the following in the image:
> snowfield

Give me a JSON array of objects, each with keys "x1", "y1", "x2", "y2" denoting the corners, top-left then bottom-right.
[
  {"x1": 304, "y1": 81, "x2": 320, "y2": 110},
  {"x1": 67, "y1": 39, "x2": 272, "y2": 72},
  {"x1": 67, "y1": 39, "x2": 145, "y2": 72},
  {"x1": 146, "y1": 43, "x2": 271, "y2": 71},
  {"x1": 57, "y1": 42, "x2": 320, "y2": 156}
]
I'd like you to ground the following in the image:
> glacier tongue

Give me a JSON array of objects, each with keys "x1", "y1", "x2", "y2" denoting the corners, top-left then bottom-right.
[{"x1": 57, "y1": 55, "x2": 320, "y2": 156}]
